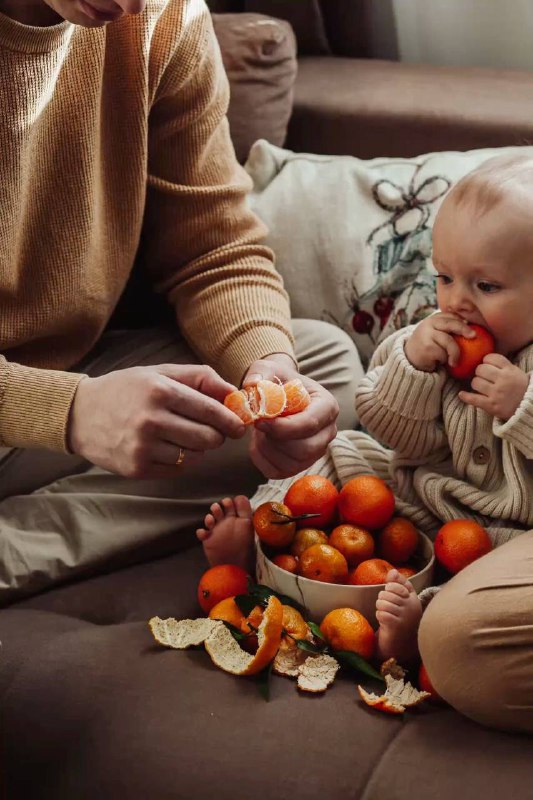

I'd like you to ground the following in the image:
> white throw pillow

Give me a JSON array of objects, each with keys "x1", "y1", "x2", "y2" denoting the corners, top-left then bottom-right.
[{"x1": 246, "y1": 140, "x2": 533, "y2": 366}]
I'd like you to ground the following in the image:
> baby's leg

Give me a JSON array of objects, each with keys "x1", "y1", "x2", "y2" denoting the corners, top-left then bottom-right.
[
  {"x1": 375, "y1": 569, "x2": 423, "y2": 663},
  {"x1": 196, "y1": 496, "x2": 254, "y2": 572}
]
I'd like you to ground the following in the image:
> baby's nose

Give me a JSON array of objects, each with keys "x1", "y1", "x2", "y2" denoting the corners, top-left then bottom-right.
[{"x1": 447, "y1": 289, "x2": 474, "y2": 315}]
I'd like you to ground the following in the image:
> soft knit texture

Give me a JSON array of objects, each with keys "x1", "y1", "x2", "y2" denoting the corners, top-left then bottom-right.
[
  {"x1": 252, "y1": 324, "x2": 533, "y2": 575},
  {"x1": 0, "y1": 0, "x2": 294, "y2": 453}
]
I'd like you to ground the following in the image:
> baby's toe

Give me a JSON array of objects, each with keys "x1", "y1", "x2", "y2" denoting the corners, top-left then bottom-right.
[
  {"x1": 376, "y1": 608, "x2": 397, "y2": 625},
  {"x1": 384, "y1": 580, "x2": 410, "y2": 599},
  {"x1": 376, "y1": 596, "x2": 401, "y2": 616},
  {"x1": 209, "y1": 503, "x2": 225, "y2": 522},
  {"x1": 234, "y1": 495, "x2": 252, "y2": 518},
  {"x1": 196, "y1": 527, "x2": 210, "y2": 542},
  {"x1": 220, "y1": 497, "x2": 237, "y2": 516},
  {"x1": 204, "y1": 512, "x2": 216, "y2": 530},
  {"x1": 386, "y1": 568, "x2": 406, "y2": 585}
]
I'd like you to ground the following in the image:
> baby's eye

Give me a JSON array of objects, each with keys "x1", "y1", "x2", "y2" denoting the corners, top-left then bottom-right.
[
  {"x1": 478, "y1": 281, "x2": 500, "y2": 293},
  {"x1": 436, "y1": 274, "x2": 452, "y2": 285}
]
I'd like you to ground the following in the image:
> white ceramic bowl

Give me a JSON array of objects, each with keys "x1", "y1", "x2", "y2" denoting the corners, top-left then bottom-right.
[{"x1": 255, "y1": 531, "x2": 435, "y2": 627}]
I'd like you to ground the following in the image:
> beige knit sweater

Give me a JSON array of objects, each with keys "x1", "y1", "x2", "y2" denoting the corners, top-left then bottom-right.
[
  {"x1": 253, "y1": 325, "x2": 533, "y2": 549},
  {"x1": 0, "y1": 0, "x2": 294, "y2": 453}
]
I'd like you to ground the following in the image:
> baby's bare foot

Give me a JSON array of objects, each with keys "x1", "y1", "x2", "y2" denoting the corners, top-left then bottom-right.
[
  {"x1": 196, "y1": 495, "x2": 254, "y2": 572},
  {"x1": 375, "y1": 569, "x2": 422, "y2": 664}
]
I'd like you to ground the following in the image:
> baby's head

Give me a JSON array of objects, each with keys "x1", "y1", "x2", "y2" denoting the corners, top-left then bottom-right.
[{"x1": 432, "y1": 153, "x2": 533, "y2": 356}]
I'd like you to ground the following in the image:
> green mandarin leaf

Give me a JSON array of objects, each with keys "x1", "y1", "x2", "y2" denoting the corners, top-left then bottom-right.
[{"x1": 334, "y1": 650, "x2": 385, "y2": 682}]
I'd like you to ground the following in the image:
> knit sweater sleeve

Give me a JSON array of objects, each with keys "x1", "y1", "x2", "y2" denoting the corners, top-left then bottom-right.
[
  {"x1": 354, "y1": 327, "x2": 449, "y2": 460},
  {"x1": 493, "y1": 372, "x2": 533, "y2": 458},
  {"x1": 139, "y1": 2, "x2": 295, "y2": 387},
  {"x1": 0, "y1": 356, "x2": 85, "y2": 451}
]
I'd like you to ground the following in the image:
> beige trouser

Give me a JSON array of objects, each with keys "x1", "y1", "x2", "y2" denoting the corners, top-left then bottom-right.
[
  {"x1": 0, "y1": 320, "x2": 362, "y2": 604},
  {"x1": 418, "y1": 532, "x2": 533, "y2": 733}
]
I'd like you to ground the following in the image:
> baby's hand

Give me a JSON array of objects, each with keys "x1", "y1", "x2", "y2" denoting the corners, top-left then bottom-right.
[
  {"x1": 404, "y1": 313, "x2": 475, "y2": 372},
  {"x1": 459, "y1": 354, "x2": 530, "y2": 420}
]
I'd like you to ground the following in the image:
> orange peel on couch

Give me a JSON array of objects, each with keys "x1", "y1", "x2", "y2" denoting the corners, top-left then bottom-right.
[{"x1": 149, "y1": 595, "x2": 284, "y2": 676}]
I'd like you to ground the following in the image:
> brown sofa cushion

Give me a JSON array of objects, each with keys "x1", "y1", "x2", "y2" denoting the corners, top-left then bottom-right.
[
  {"x1": 212, "y1": 12, "x2": 297, "y2": 163},
  {"x1": 243, "y1": 0, "x2": 330, "y2": 54},
  {"x1": 3, "y1": 547, "x2": 533, "y2": 799}
]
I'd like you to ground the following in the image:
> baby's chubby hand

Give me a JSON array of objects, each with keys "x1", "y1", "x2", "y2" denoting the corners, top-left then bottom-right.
[
  {"x1": 404, "y1": 313, "x2": 475, "y2": 372},
  {"x1": 459, "y1": 354, "x2": 530, "y2": 420}
]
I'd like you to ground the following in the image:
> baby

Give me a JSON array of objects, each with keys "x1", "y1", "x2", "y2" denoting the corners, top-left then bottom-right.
[{"x1": 197, "y1": 152, "x2": 533, "y2": 664}]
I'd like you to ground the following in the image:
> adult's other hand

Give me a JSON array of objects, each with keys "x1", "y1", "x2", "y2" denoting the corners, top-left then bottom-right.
[
  {"x1": 68, "y1": 364, "x2": 246, "y2": 478},
  {"x1": 242, "y1": 353, "x2": 339, "y2": 479}
]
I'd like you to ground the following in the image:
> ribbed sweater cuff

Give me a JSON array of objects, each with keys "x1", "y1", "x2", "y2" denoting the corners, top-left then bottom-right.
[
  {"x1": 493, "y1": 374, "x2": 533, "y2": 458},
  {"x1": 216, "y1": 327, "x2": 296, "y2": 387},
  {"x1": 0, "y1": 359, "x2": 85, "y2": 451},
  {"x1": 374, "y1": 335, "x2": 445, "y2": 419}
]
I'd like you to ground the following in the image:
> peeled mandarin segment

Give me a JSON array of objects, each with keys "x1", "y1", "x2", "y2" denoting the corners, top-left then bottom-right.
[
  {"x1": 279, "y1": 378, "x2": 311, "y2": 417},
  {"x1": 224, "y1": 377, "x2": 311, "y2": 423},
  {"x1": 255, "y1": 379, "x2": 287, "y2": 418},
  {"x1": 224, "y1": 390, "x2": 256, "y2": 425}
]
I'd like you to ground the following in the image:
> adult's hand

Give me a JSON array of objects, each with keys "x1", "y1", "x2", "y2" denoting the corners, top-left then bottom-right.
[
  {"x1": 68, "y1": 364, "x2": 246, "y2": 478},
  {"x1": 242, "y1": 353, "x2": 339, "y2": 479}
]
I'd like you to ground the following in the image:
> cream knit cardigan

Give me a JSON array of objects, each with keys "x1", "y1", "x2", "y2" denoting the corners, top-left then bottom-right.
[{"x1": 253, "y1": 325, "x2": 533, "y2": 550}]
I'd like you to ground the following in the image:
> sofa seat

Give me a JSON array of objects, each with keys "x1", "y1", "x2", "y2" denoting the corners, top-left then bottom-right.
[
  {"x1": 1, "y1": 544, "x2": 530, "y2": 799},
  {"x1": 287, "y1": 56, "x2": 533, "y2": 158}
]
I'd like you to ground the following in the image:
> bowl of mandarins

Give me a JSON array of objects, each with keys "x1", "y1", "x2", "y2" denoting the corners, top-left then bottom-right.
[{"x1": 254, "y1": 474, "x2": 435, "y2": 626}]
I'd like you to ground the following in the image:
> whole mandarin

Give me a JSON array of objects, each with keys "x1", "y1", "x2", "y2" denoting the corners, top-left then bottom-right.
[
  {"x1": 298, "y1": 543, "x2": 349, "y2": 584},
  {"x1": 320, "y1": 607, "x2": 375, "y2": 660},
  {"x1": 434, "y1": 519, "x2": 492, "y2": 574},
  {"x1": 253, "y1": 501, "x2": 296, "y2": 549},
  {"x1": 290, "y1": 527, "x2": 328, "y2": 558},
  {"x1": 284, "y1": 475, "x2": 339, "y2": 529},
  {"x1": 197, "y1": 564, "x2": 249, "y2": 614},
  {"x1": 329, "y1": 523, "x2": 375, "y2": 568},
  {"x1": 338, "y1": 475, "x2": 395, "y2": 530},
  {"x1": 271, "y1": 553, "x2": 299, "y2": 574},
  {"x1": 378, "y1": 517, "x2": 418, "y2": 564},
  {"x1": 447, "y1": 324, "x2": 495, "y2": 381},
  {"x1": 348, "y1": 558, "x2": 394, "y2": 586}
]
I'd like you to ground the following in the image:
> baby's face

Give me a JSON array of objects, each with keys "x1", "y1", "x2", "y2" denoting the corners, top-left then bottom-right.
[{"x1": 432, "y1": 194, "x2": 533, "y2": 357}]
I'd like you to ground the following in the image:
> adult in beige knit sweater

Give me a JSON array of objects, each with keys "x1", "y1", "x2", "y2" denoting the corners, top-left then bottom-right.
[
  {"x1": 207, "y1": 153, "x2": 533, "y2": 733},
  {"x1": 0, "y1": 0, "x2": 362, "y2": 599}
]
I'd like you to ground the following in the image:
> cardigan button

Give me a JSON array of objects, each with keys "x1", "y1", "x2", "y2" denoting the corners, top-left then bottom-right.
[{"x1": 473, "y1": 446, "x2": 490, "y2": 465}]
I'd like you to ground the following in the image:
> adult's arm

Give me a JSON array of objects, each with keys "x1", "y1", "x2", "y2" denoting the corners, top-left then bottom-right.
[
  {"x1": 138, "y1": 1, "x2": 296, "y2": 387},
  {"x1": 0, "y1": 356, "x2": 84, "y2": 451}
]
